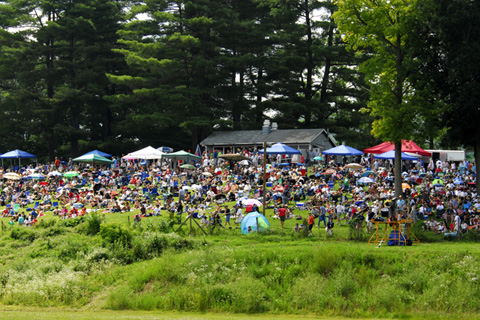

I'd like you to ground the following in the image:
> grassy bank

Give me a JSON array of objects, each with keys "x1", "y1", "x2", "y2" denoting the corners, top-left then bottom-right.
[{"x1": 1, "y1": 208, "x2": 479, "y2": 318}]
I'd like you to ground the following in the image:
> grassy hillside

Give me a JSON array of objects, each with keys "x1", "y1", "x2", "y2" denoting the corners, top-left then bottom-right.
[{"x1": 1, "y1": 209, "x2": 479, "y2": 319}]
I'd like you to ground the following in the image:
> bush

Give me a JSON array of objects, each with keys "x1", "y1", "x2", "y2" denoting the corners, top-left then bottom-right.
[
  {"x1": 58, "y1": 216, "x2": 85, "y2": 228},
  {"x1": 85, "y1": 213, "x2": 103, "y2": 235},
  {"x1": 100, "y1": 223, "x2": 133, "y2": 246},
  {"x1": 10, "y1": 227, "x2": 38, "y2": 242}
]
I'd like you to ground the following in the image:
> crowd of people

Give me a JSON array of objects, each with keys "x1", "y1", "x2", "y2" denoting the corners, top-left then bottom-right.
[{"x1": 0, "y1": 151, "x2": 478, "y2": 239}]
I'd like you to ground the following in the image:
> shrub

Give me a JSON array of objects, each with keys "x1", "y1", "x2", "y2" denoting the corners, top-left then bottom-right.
[
  {"x1": 100, "y1": 224, "x2": 132, "y2": 246},
  {"x1": 58, "y1": 216, "x2": 85, "y2": 228},
  {"x1": 85, "y1": 213, "x2": 103, "y2": 235},
  {"x1": 10, "y1": 227, "x2": 37, "y2": 242}
]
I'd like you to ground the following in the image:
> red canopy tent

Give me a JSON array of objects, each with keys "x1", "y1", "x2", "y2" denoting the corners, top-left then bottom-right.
[{"x1": 364, "y1": 140, "x2": 431, "y2": 157}]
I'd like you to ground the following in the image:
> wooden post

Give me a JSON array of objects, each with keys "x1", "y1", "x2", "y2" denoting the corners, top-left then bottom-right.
[{"x1": 262, "y1": 141, "x2": 267, "y2": 217}]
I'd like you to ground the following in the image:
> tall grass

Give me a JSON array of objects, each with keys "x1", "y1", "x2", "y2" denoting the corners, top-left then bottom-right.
[{"x1": 1, "y1": 213, "x2": 480, "y2": 318}]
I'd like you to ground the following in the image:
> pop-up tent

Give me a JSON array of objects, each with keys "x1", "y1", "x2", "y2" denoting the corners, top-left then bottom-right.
[
  {"x1": 0, "y1": 149, "x2": 37, "y2": 167},
  {"x1": 73, "y1": 153, "x2": 113, "y2": 165},
  {"x1": 258, "y1": 143, "x2": 301, "y2": 155},
  {"x1": 322, "y1": 144, "x2": 363, "y2": 156},
  {"x1": 161, "y1": 150, "x2": 202, "y2": 163},
  {"x1": 82, "y1": 150, "x2": 112, "y2": 158},
  {"x1": 240, "y1": 212, "x2": 270, "y2": 234},
  {"x1": 123, "y1": 146, "x2": 164, "y2": 160},
  {"x1": 373, "y1": 150, "x2": 418, "y2": 160},
  {"x1": 364, "y1": 140, "x2": 431, "y2": 157}
]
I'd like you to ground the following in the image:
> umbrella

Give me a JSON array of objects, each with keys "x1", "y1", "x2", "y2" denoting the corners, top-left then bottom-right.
[
  {"x1": 40, "y1": 181, "x2": 49, "y2": 185},
  {"x1": 402, "y1": 183, "x2": 411, "y2": 189},
  {"x1": 433, "y1": 183, "x2": 444, "y2": 188},
  {"x1": 454, "y1": 179, "x2": 464, "y2": 185},
  {"x1": 202, "y1": 172, "x2": 213, "y2": 176},
  {"x1": 241, "y1": 212, "x2": 270, "y2": 235},
  {"x1": 313, "y1": 156, "x2": 323, "y2": 161},
  {"x1": 432, "y1": 179, "x2": 443, "y2": 185},
  {"x1": 26, "y1": 173, "x2": 45, "y2": 180},
  {"x1": 73, "y1": 153, "x2": 113, "y2": 165},
  {"x1": 238, "y1": 160, "x2": 251, "y2": 165},
  {"x1": 64, "y1": 171, "x2": 80, "y2": 178},
  {"x1": 362, "y1": 171, "x2": 376, "y2": 177},
  {"x1": 242, "y1": 199, "x2": 263, "y2": 207},
  {"x1": 180, "y1": 164, "x2": 196, "y2": 170},
  {"x1": 357, "y1": 177, "x2": 375, "y2": 184},
  {"x1": 3, "y1": 172, "x2": 21, "y2": 180},
  {"x1": 158, "y1": 146, "x2": 174, "y2": 153},
  {"x1": 323, "y1": 169, "x2": 336, "y2": 175},
  {"x1": 215, "y1": 194, "x2": 227, "y2": 200},
  {"x1": 345, "y1": 163, "x2": 362, "y2": 170},
  {"x1": 48, "y1": 171, "x2": 63, "y2": 177}
]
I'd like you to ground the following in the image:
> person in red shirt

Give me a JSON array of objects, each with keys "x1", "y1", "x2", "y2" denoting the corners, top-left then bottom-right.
[{"x1": 278, "y1": 205, "x2": 287, "y2": 228}]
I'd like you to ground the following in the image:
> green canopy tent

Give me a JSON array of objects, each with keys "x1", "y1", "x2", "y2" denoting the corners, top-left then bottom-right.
[
  {"x1": 162, "y1": 150, "x2": 201, "y2": 165},
  {"x1": 72, "y1": 153, "x2": 113, "y2": 166}
]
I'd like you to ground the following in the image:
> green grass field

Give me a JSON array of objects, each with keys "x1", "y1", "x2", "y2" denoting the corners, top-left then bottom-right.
[{"x1": 1, "y1": 191, "x2": 480, "y2": 319}]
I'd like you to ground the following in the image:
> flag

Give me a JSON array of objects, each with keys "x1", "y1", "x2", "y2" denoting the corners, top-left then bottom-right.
[{"x1": 195, "y1": 144, "x2": 202, "y2": 156}]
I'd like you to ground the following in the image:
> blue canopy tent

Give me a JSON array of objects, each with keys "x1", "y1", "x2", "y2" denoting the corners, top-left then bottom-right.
[
  {"x1": 0, "y1": 149, "x2": 37, "y2": 167},
  {"x1": 321, "y1": 145, "x2": 363, "y2": 156},
  {"x1": 82, "y1": 150, "x2": 112, "y2": 158},
  {"x1": 240, "y1": 212, "x2": 270, "y2": 234},
  {"x1": 373, "y1": 150, "x2": 417, "y2": 160},
  {"x1": 258, "y1": 143, "x2": 301, "y2": 155}
]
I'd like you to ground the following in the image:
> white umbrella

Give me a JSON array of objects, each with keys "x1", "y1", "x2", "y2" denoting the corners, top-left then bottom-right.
[
  {"x1": 202, "y1": 172, "x2": 213, "y2": 176},
  {"x1": 3, "y1": 172, "x2": 21, "y2": 180},
  {"x1": 48, "y1": 171, "x2": 63, "y2": 177},
  {"x1": 239, "y1": 160, "x2": 251, "y2": 165},
  {"x1": 27, "y1": 173, "x2": 45, "y2": 180},
  {"x1": 357, "y1": 177, "x2": 375, "y2": 184},
  {"x1": 345, "y1": 163, "x2": 362, "y2": 170},
  {"x1": 241, "y1": 198, "x2": 263, "y2": 207}
]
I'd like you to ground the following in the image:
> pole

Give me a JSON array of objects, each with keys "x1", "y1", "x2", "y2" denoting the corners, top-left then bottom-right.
[{"x1": 262, "y1": 141, "x2": 267, "y2": 217}]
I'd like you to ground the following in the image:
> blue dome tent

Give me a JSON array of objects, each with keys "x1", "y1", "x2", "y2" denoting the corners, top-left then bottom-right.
[{"x1": 240, "y1": 212, "x2": 270, "y2": 235}]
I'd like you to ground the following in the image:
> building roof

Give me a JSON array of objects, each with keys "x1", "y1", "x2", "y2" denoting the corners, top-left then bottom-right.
[{"x1": 201, "y1": 129, "x2": 333, "y2": 147}]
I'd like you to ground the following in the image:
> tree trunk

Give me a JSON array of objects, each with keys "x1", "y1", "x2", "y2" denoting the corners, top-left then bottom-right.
[
  {"x1": 394, "y1": 141, "x2": 402, "y2": 197},
  {"x1": 475, "y1": 141, "x2": 480, "y2": 194},
  {"x1": 304, "y1": 0, "x2": 313, "y2": 126}
]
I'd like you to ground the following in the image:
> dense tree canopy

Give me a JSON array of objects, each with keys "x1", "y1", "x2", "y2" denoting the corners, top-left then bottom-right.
[{"x1": 0, "y1": 0, "x2": 476, "y2": 168}]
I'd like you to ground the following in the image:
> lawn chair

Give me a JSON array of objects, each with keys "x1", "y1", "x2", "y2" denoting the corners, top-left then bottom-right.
[
  {"x1": 52, "y1": 201, "x2": 59, "y2": 209},
  {"x1": 34, "y1": 201, "x2": 40, "y2": 209}
]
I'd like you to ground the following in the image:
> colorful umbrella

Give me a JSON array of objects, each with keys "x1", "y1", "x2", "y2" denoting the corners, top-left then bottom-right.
[{"x1": 63, "y1": 171, "x2": 80, "y2": 178}]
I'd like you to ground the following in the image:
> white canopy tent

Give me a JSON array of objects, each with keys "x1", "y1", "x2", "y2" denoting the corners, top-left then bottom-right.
[{"x1": 122, "y1": 146, "x2": 164, "y2": 160}]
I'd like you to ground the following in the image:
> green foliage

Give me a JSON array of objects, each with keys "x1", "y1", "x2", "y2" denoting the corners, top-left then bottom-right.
[
  {"x1": 85, "y1": 213, "x2": 103, "y2": 235},
  {"x1": 10, "y1": 227, "x2": 37, "y2": 242},
  {"x1": 99, "y1": 223, "x2": 133, "y2": 246},
  {"x1": 58, "y1": 216, "x2": 85, "y2": 228}
]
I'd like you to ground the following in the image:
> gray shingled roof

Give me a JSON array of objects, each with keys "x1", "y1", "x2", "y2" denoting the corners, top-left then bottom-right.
[{"x1": 201, "y1": 129, "x2": 329, "y2": 146}]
